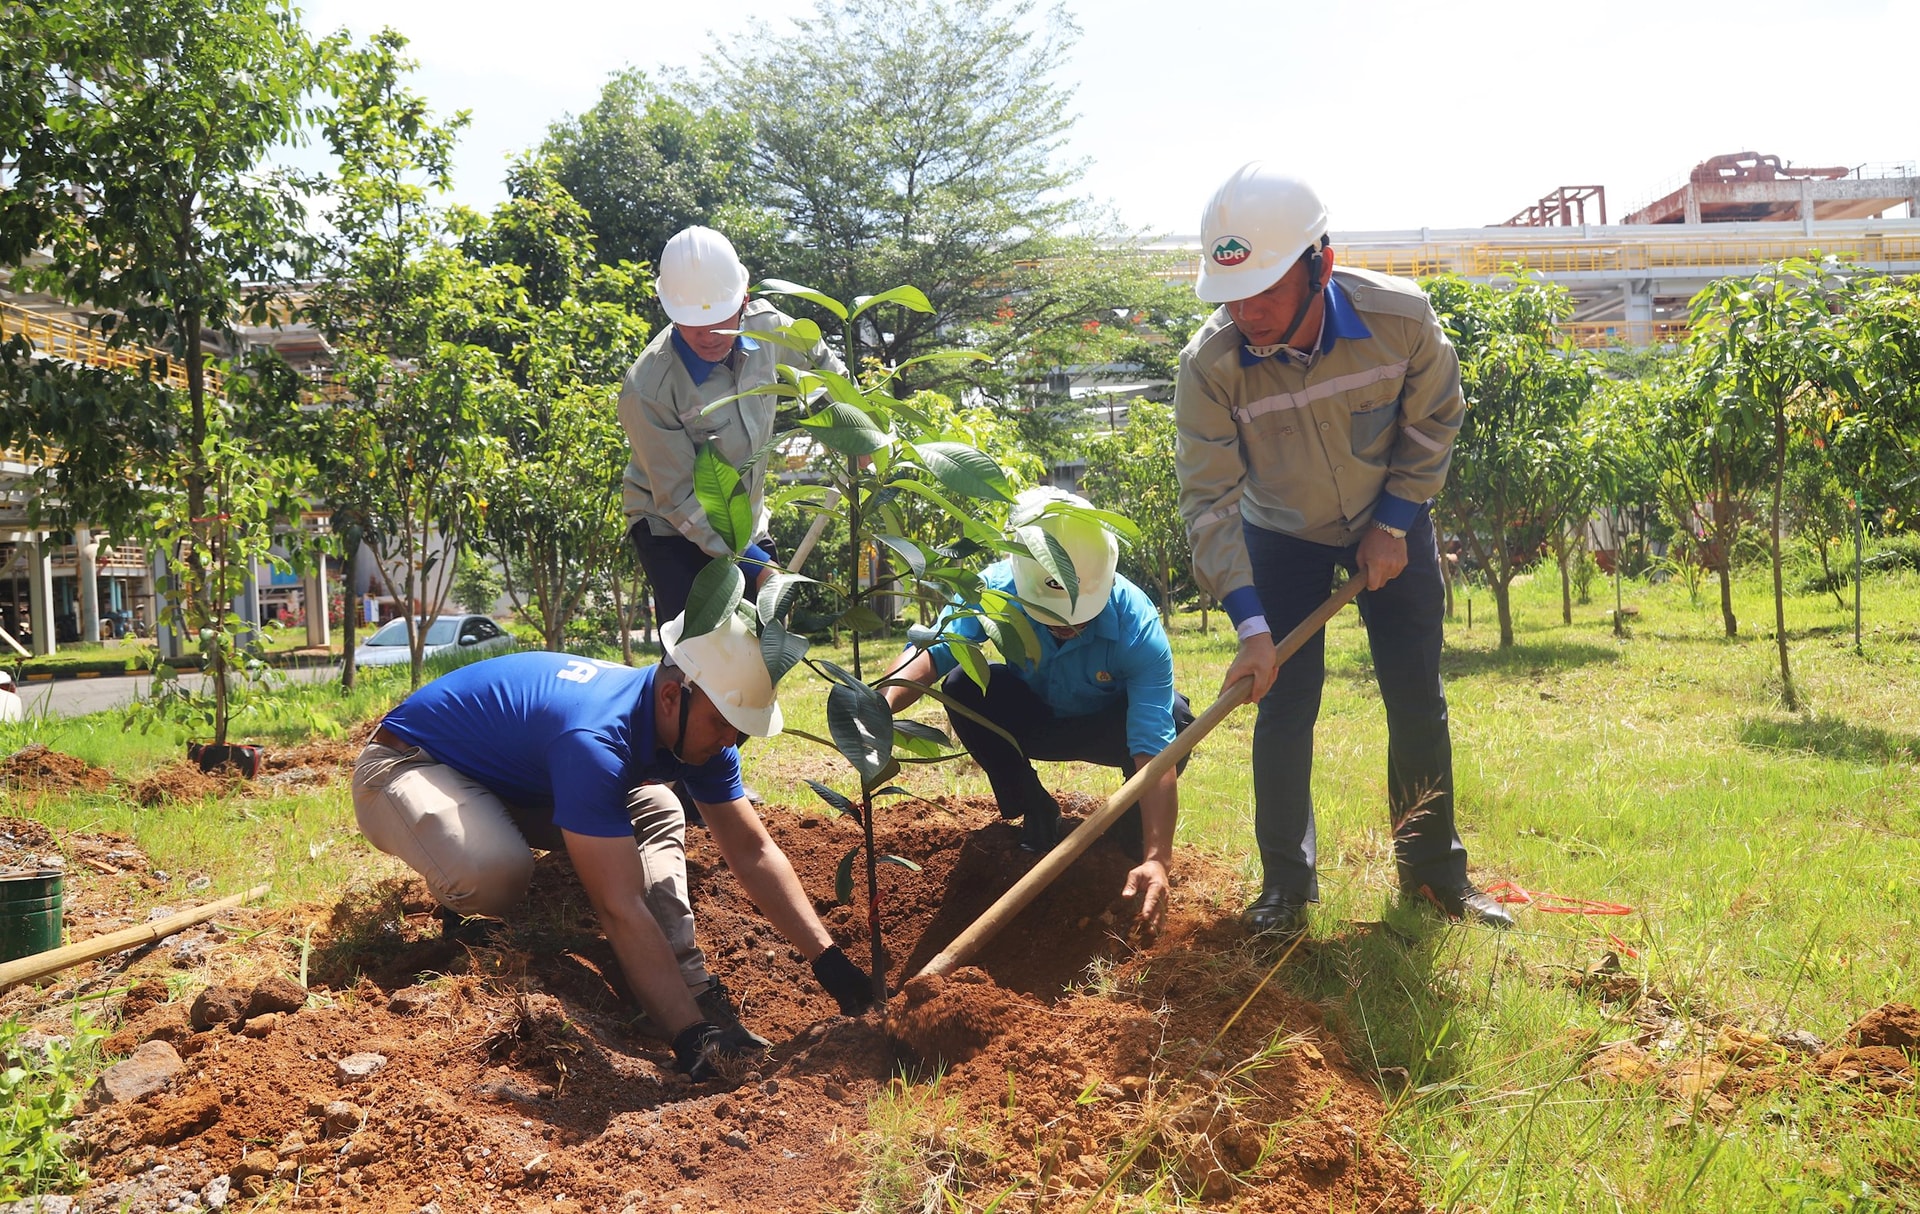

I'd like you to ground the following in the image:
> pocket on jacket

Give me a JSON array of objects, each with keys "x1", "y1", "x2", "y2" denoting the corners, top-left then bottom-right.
[{"x1": 1348, "y1": 390, "x2": 1401, "y2": 458}]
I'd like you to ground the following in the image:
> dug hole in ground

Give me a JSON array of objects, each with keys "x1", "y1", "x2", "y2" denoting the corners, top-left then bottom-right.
[{"x1": 3, "y1": 749, "x2": 1428, "y2": 1214}]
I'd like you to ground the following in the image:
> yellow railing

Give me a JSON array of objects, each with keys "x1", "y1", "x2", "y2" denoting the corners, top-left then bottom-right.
[
  {"x1": 1562, "y1": 320, "x2": 1690, "y2": 348},
  {"x1": 0, "y1": 299, "x2": 222, "y2": 396}
]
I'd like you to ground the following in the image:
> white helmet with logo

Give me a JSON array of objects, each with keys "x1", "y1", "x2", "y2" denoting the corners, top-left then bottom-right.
[
  {"x1": 1195, "y1": 162, "x2": 1329, "y2": 304},
  {"x1": 660, "y1": 610, "x2": 783, "y2": 738},
  {"x1": 657, "y1": 225, "x2": 751, "y2": 327},
  {"x1": 1009, "y1": 488, "x2": 1119, "y2": 627}
]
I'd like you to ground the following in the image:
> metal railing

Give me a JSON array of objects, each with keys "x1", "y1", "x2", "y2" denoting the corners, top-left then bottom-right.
[
  {"x1": 1562, "y1": 320, "x2": 1690, "y2": 348},
  {"x1": 0, "y1": 299, "x2": 222, "y2": 396}
]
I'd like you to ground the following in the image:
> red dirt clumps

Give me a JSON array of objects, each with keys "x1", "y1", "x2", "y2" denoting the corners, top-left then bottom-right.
[
  {"x1": 127, "y1": 761, "x2": 242, "y2": 806},
  {"x1": 2, "y1": 742, "x2": 112, "y2": 792},
  {"x1": 58, "y1": 795, "x2": 1421, "y2": 1213},
  {"x1": 1849, "y1": 1002, "x2": 1920, "y2": 1053}
]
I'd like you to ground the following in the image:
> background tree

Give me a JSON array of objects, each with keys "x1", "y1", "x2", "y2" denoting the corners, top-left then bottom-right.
[
  {"x1": 1691, "y1": 257, "x2": 1843, "y2": 710},
  {"x1": 306, "y1": 30, "x2": 504, "y2": 689},
  {"x1": 1644, "y1": 353, "x2": 1763, "y2": 635},
  {"x1": 1080, "y1": 399, "x2": 1190, "y2": 622},
  {"x1": 462, "y1": 158, "x2": 654, "y2": 650},
  {"x1": 1428, "y1": 274, "x2": 1595, "y2": 648},
  {"x1": 539, "y1": 69, "x2": 771, "y2": 294},
  {"x1": 704, "y1": 0, "x2": 1081, "y2": 378},
  {"x1": 0, "y1": 0, "x2": 333, "y2": 674}
]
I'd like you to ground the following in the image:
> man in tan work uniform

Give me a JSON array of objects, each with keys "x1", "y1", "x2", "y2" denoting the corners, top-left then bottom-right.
[
  {"x1": 1173, "y1": 162, "x2": 1511, "y2": 940},
  {"x1": 618, "y1": 225, "x2": 847, "y2": 620}
]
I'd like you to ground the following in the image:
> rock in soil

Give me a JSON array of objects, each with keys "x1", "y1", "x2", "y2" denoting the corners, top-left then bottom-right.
[
  {"x1": 95, "y1": 1040, "x2": 183, "y2": 1105},
  {"x1": 188, "y1": 985, "x2": 247, "y2": 1031},
  {"x1": 245, "y1": 975, "x2": 308, "y2": 1018}
]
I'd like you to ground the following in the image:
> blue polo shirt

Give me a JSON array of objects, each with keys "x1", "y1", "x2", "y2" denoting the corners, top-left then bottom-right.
[
  {"x1": 922, "y1": 564, "x2": 1177, "y2": 757},
  {"x1": 380, "y1": 652, "x2": 744, "y2": 837}
]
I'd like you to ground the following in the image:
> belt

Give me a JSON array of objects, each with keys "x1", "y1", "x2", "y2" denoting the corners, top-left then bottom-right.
[{"x1": 371, "y1": 725, "x2": 408, "y2": 750}]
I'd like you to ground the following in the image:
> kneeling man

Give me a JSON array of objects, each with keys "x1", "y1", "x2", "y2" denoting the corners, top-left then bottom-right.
[
  {"x1": 352, "y1": 613, "x2": 872, "y2": 1079},
  {"x1": 881, "y1": 489, "x2": 1194, "y2": 935}
]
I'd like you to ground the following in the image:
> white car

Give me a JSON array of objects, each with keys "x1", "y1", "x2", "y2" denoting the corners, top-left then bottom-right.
[{"x1": 351, "y1": 615, "x2": 513, "y2": 668}]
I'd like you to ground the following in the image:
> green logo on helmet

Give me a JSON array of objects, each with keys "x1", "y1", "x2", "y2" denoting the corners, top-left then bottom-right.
[{"x1": 1211, "y1": 236, "x2": 1252, "y2": 267}]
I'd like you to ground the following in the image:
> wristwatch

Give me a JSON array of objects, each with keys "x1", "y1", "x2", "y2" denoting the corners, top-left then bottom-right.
[{"x1": 1372, "y1": 520, "x2": 1407, "y2": 540}]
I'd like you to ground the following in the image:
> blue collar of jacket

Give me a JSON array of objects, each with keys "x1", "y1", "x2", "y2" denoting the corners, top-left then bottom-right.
[
  {"x1": 1238, "y1": 279, "x2": 1373, "y2": 367},
  {"x1": 672, "y1": 327, "x2": 761, "y2": 386}
]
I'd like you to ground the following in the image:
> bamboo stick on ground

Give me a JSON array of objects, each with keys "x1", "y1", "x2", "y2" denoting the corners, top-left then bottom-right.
[{"x1": 0, "y1": 884, "x2": 271, "y2": 993}]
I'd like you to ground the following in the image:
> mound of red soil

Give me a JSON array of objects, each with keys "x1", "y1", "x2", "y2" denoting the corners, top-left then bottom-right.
[
  {"x1": 3, "y1": 742, "x2": 112, "y2": 793},
  {"x1": 127, "y1": 762, "x2": 243, "y2": 806},
  {"x1": 52, "y1": 796, "x2": 1421, "y2": 1212}
]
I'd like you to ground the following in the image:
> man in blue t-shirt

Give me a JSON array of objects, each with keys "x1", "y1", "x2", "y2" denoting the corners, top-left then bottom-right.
[
  {"x1": 351, "y1": 613, "x2": 873, "y2": 1079},
  {"x1": 880, "y1": 490, "x2": 1195, "y2": 938}
]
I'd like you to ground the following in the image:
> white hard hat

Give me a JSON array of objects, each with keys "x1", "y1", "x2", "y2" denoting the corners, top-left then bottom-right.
[
  {"x1": 1009, "y1": 488, "x2": 1119, "y2": 627},
  {"x1": 660, "y1": 610, "x2": 783, "y2": 738},
  {"x1": 656, "y1": 226, "x2": 750, "y2": 327},
  {"x1": 1195, "y1": 162, "x2": 1329, "y2": 304},
  {"x1": 0, "y1": 670, "x2": 12, "y2": 688}
]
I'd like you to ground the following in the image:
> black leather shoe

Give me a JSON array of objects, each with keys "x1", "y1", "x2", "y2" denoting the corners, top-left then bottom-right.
[
  {"x1": 1019, "y1": 798, "x2": 1060, "y2": 854},
  {"x1": 1239, "y1": 890, "x2": 1311, "y2": 938},
  {"x1": 1404, "y1": 882, "x2": 1515, "y2": 929}
]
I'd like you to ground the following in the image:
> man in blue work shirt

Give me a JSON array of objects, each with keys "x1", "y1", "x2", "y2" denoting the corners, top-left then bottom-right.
[
  {"x1": 879, "y1": 490, "x2": 1194, "y2": 937},
  {"x1": 351, "y1": 613, "x2": 873, "y2": 1079}
]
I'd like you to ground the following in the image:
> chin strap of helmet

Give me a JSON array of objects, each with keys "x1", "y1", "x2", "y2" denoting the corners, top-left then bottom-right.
[
  {"x1": 1246, "y1": 237, "x2": 1330, "y2": 358},
  {"x1": 670, "y1": 678, "x2": 696, "y2": 764}
]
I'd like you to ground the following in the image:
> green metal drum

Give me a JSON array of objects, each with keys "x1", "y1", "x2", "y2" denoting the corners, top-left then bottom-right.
[{"x1": 0, "y1": 868, "x2": 65, "y2": 962}]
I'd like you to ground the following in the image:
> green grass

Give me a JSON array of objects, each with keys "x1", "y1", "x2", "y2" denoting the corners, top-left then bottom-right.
[
  {"x1": 7, "y1": 565, "x2": 1917, "y2": 1210},
  {"x1": 762, "y1": 563, "x2": 1920, "y2": 1211}
]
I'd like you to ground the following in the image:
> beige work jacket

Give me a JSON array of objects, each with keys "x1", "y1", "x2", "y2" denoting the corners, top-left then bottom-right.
[
  {"x1": 618, "y1": 299, "x2": 845, "y2": 557},
  {"x1": 1173, "y1": 265, "x2": 1464, "y2": 605}
]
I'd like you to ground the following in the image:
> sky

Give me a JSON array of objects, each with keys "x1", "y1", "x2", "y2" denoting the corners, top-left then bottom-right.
[{"x1": 300, "y1": 0, "x2": 1920, "y2": 237}]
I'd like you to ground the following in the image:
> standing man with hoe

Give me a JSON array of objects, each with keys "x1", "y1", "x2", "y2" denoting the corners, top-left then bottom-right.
[{"x1": 1174, "y1": 162, "x2": 1511, "y2": 940}]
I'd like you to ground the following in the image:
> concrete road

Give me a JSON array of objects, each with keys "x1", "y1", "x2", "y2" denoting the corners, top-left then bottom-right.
[{"x1": 12, "y1": 663, "x2": 343, "y2": 720}]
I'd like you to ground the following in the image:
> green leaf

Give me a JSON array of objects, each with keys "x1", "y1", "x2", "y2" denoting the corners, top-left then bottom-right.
[
  {"x1": 834, "y1": 845, "x2": 860, "y2": 905},
  {"x1": 756, "y1": 570, "x2": 811, "y2": 624},
  {"x1": 1013, "y1": 524, "x2": 1077, "y2": 617},
  {"x1": 682, "y1": 558, "x2": 744, "y2": 639},
  {"x1": 894, "y1": 349, "x2": 993, "y2": 373},
  {"x1": 799, "y1": 402, "x2": 892, "y2": 456},
  {"x1": 757, "y1": 278, "x2": 849, "y2": 321},
  {"x1": 878, "y1": 854, "x2": 923, "y2": 873},
  {"x1": 864, "y1": 756, "x2": 902, "y2": 793},
  {"x1": 873, "y1": 533, "x2": 929, "y2": 578},
  {"x1": 804, "y1": 779, "x2": 857, "y2": 820},
  {"x1": 910, "y1": 440, "x2": 1014, "y2": 503},
  {"x1": 892, "y1": 717, "x2": 949, "y2": 757},
  {"x1": 826, "y1": 678, "x2": 894, "y2": 785},
  {"x1": 692, "y1": 442, "x2": 750, "y2": 554},
  {"x1": 849, "y1": 284, "x2": 934, "y2": 319},
  {"x1": 886, "y1": 478, "x2": 1003, "y2": 546},
  {"x1": 836, "y1": 605, "x2": 888, "y2": 633},
  {"x1": 761, "y1": 616, "x2": 811, "y2": 686},
  {"x1": 951, "y1": 637, "x2": 990, "y2": 694}
]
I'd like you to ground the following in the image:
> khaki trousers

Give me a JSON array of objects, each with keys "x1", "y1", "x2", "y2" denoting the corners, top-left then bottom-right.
[{"x1": 351, "y1": 741, "x2": 710, "y2": 990}]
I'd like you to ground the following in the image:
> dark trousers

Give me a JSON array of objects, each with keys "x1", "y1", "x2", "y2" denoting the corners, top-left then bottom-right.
[
  {"x1": 1245, "y1": 509, "x2": 1468, "y2": 901},
  {"x1": 939, "y1": 664, "x2": 1195, "y2": 859},
  {"x1": 629, "y1": 525, "x2": 777, "y2": 625}
]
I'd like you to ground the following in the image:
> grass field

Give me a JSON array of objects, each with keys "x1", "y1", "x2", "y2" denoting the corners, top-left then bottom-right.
[{"x1": 5, "y1": 561, "x2": 1916, "y2": 1211}]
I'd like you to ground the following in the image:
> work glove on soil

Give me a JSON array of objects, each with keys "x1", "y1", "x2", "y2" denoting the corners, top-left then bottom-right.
[
  {"x1": 671, "y1": 1019, "x2": 766, "y2": 1081},
  {"x1": 811, "y1": 945, "x2": 876, "y2": 1016}
]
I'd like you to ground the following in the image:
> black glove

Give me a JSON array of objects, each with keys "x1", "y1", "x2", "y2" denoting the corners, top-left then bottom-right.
[
  {"x1": 811, "y1": 944, "x2": 876, "y2": 1016},
  {"x1": 671, "y1": 1019, "x2": 766, "y2": 1081}
]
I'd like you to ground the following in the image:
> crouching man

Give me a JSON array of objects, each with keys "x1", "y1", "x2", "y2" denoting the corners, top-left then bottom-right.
[
  {"x1": 351, "y1": 613, "x2": 873, "y2": 1079},
  {"x1": 880, "y1": 489, "x2": 1195, "y2": 937}
]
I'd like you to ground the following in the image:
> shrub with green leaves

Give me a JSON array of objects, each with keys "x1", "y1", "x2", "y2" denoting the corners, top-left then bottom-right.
[{"x1": 0, "y1": 1013, "x2": 107, "y2": 1199}]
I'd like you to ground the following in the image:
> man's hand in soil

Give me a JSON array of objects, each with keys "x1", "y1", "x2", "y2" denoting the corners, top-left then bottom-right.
[
  {"x1": 672, "y1": 1020, "x2": 766, "y2": 1081},
  {"x1": 1356, "y1": 525, "x2": 1408, "y2": 591},
  {"x1": 1121, "y1": 858, "x2": 1170, "y2": 942},
  {"x1": 811, "y1": 944, "x2": 875, "y2": 1015}
]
